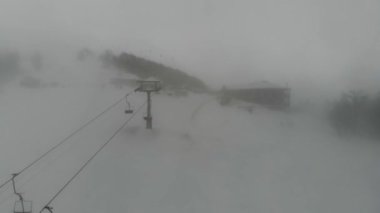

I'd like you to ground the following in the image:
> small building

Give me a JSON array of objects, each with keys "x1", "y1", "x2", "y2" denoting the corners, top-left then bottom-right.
[{"x1": 222, "y1": 81, "x2": 290, "y2": 109}]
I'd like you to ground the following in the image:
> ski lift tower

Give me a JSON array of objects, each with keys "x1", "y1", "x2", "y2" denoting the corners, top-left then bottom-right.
[{"x1": 135, "y1": 79, "x2": 162, "y2": 129}]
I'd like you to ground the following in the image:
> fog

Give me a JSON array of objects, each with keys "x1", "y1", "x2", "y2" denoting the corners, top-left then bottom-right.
[
  {"x1": 2, "y1": 0, "x2": 380, "y2": 91},
  {"x1": 1, "y1": 0, "x2": 380, "y2": 213}
]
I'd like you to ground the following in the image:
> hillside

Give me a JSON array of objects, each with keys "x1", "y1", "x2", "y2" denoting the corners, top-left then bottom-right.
[
  {"x1": 0, "y1": 73, "x2": 379, "y2": 212},
  {"x1": 0, "y1": 58, "x2": 379, "y2": 213},
  {"x1": 100, "y1": 51, "x2": 207, "y2": 92}
]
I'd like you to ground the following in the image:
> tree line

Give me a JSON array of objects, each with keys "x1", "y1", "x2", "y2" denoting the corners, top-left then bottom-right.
[
  {"x1": 99, "y1": 50, "x2": 208, "y2": 92},
  {"x1": 329, "y1": 91, "x2": 380, "y2": 139}
]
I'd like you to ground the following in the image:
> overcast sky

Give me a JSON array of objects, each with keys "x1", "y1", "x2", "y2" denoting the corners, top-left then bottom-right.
[{"x1": 1, "y1": 0, "x2": 380, "y2": 93}]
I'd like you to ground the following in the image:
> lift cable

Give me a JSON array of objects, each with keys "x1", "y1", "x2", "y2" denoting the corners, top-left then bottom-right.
[
  {"x1": 39, "y1": 101, "x2": 147, "y2": 213},
  {"x1": 0, "y1": 91, "x2": 134, "y2": 191}
]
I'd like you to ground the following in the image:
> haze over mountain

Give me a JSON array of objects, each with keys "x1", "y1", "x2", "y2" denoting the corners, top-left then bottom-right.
[
  {"x1": 100, "y1": 51, "x2": 207, "y2": 91},
  {"x1": 2, "y1": 0, "x2": 380, "y2": 95}
]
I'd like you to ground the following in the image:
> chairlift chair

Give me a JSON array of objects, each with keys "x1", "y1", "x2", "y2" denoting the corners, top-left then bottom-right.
[
  {"x1": 124, "y1": 95, "x2": 134, "y2": 114},
  {"x1": 12, "y1": 174, "x2": 32, "y2": 213},
  {"x1": 14, "y1": 200, "x2": 32, "y2": 213}
]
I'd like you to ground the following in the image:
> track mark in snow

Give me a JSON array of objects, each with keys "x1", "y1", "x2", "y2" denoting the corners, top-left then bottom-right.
[{"x1": 190, "y1": 98, "x2": 213, "y2": 122}]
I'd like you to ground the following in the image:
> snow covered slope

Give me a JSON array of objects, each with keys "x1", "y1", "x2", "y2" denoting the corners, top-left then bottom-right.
[{"x1": 0, "y1": 61, "x2": 379, "y2": 213}]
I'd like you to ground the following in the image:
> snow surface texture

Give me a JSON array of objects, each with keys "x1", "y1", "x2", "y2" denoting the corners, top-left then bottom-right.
[{"x1": 0, "y1": 59, "x2": 380, "y2": 213}]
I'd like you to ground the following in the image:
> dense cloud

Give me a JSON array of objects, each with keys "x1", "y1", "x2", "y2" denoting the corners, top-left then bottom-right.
[{"x1": 1, "y1": 0, "x2": 380, "y2": 93}]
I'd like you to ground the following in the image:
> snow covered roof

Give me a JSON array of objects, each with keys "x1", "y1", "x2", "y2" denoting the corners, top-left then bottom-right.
[{"x1": 226, "y1": 81, "x2": 286, "y2": 90}]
